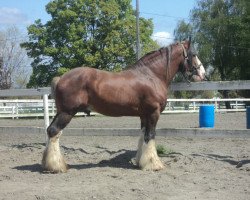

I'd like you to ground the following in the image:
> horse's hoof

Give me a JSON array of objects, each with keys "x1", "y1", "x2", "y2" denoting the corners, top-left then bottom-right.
[
  {"x1": 42, "y1": 165, "x2": 68, "y2": 173},
  {"x1": 139, "y1": 158, "x2": 165, "y2": 171},
  {"x1": 42, "y1": 136, "x2": 68, "y2": 173},
  {"x1": 137, "y1": 139, "x2": 165, "y2": 171},
  {"x1": 42, "y1": 149, "x2": 68, "y2": 173},
  {"x1": 42, "y1": 164, "x2": 68, "y2": 173}
]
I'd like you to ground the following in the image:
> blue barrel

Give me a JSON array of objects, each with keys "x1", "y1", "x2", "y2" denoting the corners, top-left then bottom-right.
[
  {"x1": 199, "y1": 105, "x2": 215, "y2": 128},
  {"x1": 247, "y1": 107, "x2": 250, "y2": 129}
]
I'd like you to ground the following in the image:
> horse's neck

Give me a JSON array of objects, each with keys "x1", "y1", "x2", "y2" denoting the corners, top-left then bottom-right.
[
  {"x1": 133, "y1": 46, "x2": 182, "y2": 85},
  {"x1": 136, "y1": 49, "x2": 168, "y2": 81},
  {"x1": 165, "y1": 62, "x2": 179, "y2": 85},
  {"x1": 165, "y1": 46, "x2": 182, "y2": 85}
]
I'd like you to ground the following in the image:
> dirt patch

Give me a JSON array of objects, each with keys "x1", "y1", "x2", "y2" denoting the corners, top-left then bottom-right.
[{"x1": 0, "y1": 131, "x2": 249, "y2": 200}]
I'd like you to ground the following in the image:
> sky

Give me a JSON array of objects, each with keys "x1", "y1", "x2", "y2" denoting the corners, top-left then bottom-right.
[{"x1": 0, "y1": 0, "x2": 197, "y2": 46}]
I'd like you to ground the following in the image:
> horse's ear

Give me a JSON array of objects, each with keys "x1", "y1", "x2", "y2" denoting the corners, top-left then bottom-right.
[
  {"x1": 188, "y1": 36, "x2": 192, "y2": 46},
  {"x1": 183, "y1": 37, "x2": 191, "y2": 49}
]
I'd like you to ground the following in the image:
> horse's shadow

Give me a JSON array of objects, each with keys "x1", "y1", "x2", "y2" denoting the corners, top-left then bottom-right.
[
  {"x1": 191, "y1": 153, "x2": 250, "y2": 168},
  {"x1": 70, "y1": 150, "x2": 137, "y2": 170},
  {"x1": 13, "y1": 163, "x2": 43, "y2": 172},
  {"x1": 13, "y1": 150, "x2": 137, "y2": 173}
]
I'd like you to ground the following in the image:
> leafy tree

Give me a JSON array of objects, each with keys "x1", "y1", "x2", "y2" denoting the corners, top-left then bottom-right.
[
  {"x1": 21, "y1": 0, "x2": 158, "y2": 87},
  {"x1": 174, "y1": 20, "x2": 193, "y2": 42},
  {"x1": 174, "y1": 0, "x2": 250, "y2": 101},
  {"x1": 192, "y1": 0, "x2": 247, "y2": 80}
]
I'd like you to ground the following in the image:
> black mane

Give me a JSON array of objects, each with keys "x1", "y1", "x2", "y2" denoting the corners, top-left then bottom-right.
[{"x1": 131, "y1": 47, "x2": 169, "y2": 69}]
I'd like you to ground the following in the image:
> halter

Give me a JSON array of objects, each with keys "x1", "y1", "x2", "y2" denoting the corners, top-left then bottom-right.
[{"x1": 180, "y1": 43, "x2": 201, "y2": 83}]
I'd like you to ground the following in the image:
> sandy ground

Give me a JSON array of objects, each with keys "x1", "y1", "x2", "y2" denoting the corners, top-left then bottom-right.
[
  {"x1": 0, "y1": 112, "x2": 247, "y2": 129},
  {"x1": 0, "y1": 113, "x2": 249, "y2": 200}
]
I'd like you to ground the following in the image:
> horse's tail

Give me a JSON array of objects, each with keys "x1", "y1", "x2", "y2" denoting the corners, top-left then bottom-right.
[{"x1": 51, "y1": 77, "x2": 60, "y2": 99}]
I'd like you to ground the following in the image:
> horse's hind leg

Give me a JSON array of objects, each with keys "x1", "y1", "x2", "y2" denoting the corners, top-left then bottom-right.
[
  {"x1": 136, "y1": 111, "x2": 165, "y2": 171},
  {"x1": 42, "y1": 112, "x2": 73, "y2": 173}
]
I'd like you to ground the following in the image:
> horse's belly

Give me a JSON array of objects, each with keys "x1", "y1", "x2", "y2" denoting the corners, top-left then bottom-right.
[
  {"x1": 88, "y1": 83, "x2": 141, "y2": 116},
  {"x1": 90, "y1": 101, "x2": 140, "y2": 117}
]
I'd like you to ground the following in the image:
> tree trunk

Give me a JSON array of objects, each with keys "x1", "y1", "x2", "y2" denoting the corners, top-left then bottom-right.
[{"x1": 222, "y1": 90, "x2": 231, "y2": 109}]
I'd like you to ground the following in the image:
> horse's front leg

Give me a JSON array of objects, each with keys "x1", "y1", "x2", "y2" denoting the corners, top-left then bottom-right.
[
  {"x1": 136, "y1": 111, "x2": 165, "y2": 171},
  {"x1": 135, "y1": 117, "x2": 146, "y2": 164},
  {"x1": 42, "y1": 112, "x2": 73, "y2": 173}
]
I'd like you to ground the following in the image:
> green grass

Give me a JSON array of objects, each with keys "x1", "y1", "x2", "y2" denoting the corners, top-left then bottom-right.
[{"x1": 156, "y1": 144, "x2": 175, "y2": 156}]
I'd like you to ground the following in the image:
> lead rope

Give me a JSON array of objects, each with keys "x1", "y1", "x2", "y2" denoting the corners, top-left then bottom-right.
[
  {"x1": 181, "y1": 43, "x2": 188, "y2": 59},
  {"x1": 180, "y1": 44, "x2": 191, "y2": 84}
]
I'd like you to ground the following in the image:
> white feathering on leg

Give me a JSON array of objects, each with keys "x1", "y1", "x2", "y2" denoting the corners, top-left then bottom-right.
[
  {"x1": 42, "y1": 132, "x2": 68, "y2": 173},
  {"x1": 138, "y1": 139, "x2": 165, "y2": 171}
]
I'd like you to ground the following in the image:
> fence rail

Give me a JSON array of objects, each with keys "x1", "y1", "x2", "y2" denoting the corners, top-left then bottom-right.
[
  {"x1": 0, "y1": 80, "x2": 249, "y2": 97},
  {"x1": 0, "y1": 99, "x2": 54, "y2": 119},
  {"x1": 0, "y1": 99, "x2": 89, "y2": 119},
  {"x1": 169, "y1": 80, "x2": 250, "y2": 91},
  {"x1": 163, "y1": 98, "x2": 249, "y2": 113},
  {"x1": 0, "y1": 80, "x2": 250, "y2": 132}
]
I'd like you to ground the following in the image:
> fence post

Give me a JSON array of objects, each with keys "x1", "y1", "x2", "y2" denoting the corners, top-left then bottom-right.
[
  {"x1": 12, "y1": 106, "x2": 15, "y2": 119},
  {"x1": 15, "y1": 102, "x2": 19, "y2": 119},
  {"x1": 43, "y1": 94, "x2": 49, "y2": 141},
  {"x1": 215, "y1": 100, "x2": 218, "y2": 112}
]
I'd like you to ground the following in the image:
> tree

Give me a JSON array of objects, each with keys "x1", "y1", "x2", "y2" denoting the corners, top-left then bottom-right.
[
  {"x1": 0, "y1": 27, "x2": 31, "y2": 89},
  {"x1": 21, "y1": 0, "x2": 159, "y2": 87},
  {"x1": 0, "y1": 56, "x2": 11, "y2": 89},
  {"x1": 191, "y1": 0, "x2": 249, "y2": 81},
  {"x1": 234, "y1": 0, "x2": 250, "y2": 100},
  {"x1": 175, "y1": 0, "x2": 250, "y2": 81},
  {"x1": 174, "y1": 20, "x2": 193, "y2": 42},
  {"x1": 174, "y1": 0, "x2": 250, "y2": 101}
]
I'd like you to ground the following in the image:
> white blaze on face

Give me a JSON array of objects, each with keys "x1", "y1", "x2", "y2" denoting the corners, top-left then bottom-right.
[{"x1": 195, "y1": 56, "x2": 206, "y2": 80}]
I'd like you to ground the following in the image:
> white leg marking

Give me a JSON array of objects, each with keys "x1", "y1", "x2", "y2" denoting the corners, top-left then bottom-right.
[
  {"x1": 42, "y1": 132, "x2": 68, "y2": 173},
  {"x1": 136, "y1": 134, "x2": 165, "y2": 171}
]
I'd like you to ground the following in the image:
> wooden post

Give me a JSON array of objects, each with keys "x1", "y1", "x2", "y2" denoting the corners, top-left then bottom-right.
[
  {"x1": 43, "y1": 94, "x2": 49, "y2": 141},
  {"x1": 215, "y1": 100, "x2": 218, "y2": 112},
  {"x1": 136, "y1": 0, "x2": 141, "y2": 60},
  {"x1": 15, "y1": 102, "x2": 18, "y2": 119},
  {"x1": 12, "y1": 106, "x2": 15, "y2": 119}
]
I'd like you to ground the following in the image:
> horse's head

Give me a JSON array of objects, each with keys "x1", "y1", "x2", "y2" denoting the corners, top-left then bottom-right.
[{"x1": 180, "y1": 39, "x2": 206, "y2": 82}]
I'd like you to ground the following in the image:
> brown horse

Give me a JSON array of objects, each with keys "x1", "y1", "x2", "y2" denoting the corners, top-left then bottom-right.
[{"x1": 42, "y1": 39, "x2": 206, "y2": 173}]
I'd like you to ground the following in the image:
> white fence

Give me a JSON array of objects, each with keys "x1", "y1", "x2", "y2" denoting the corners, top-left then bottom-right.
[
  {"x1": 0, "y1": 99, "x2": 91, "y2": 119},
  {"x1": 0, "y1": 99, "x2": 55, "y2": 119},
  {"x1": 0, "y1": 98, "x2": 249, "y2": 119},
  {"x1": 164, "y1": 98, "x2": 248, "y2": 113},
  {"x1": 0, "y1": 80, "x2": 250, "y2": 131}
]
